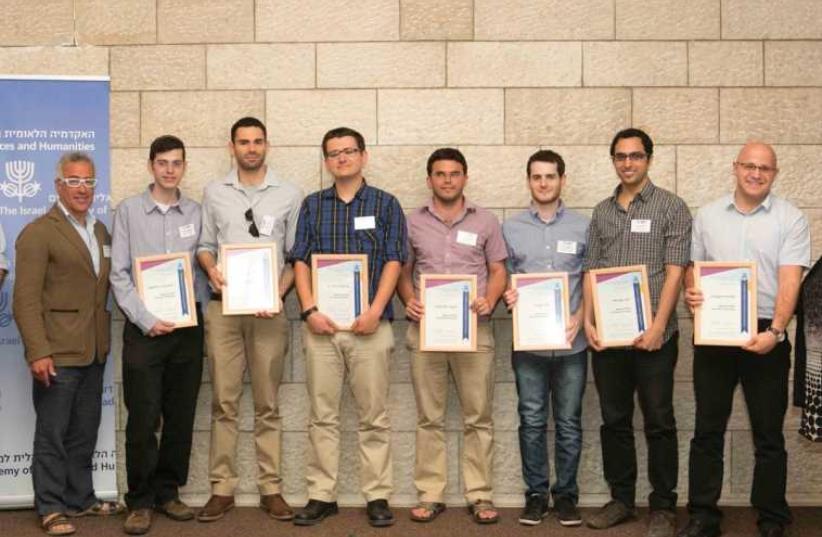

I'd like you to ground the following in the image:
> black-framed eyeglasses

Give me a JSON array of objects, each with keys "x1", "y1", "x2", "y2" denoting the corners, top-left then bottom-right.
[{"x1": 244, "y1": 208, "x2": 259, "y2": 237}]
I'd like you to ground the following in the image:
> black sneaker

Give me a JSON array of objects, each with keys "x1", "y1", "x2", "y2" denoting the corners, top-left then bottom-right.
[
  {"x1": 554, "y1": 497, "x2": 582, "y2": 527},
  {"x1": 677, "y1": 517, "x2": 721, "y2": 537},
  {"x1": 518, "y1": 494, "x2": 548, "y2": 526}
]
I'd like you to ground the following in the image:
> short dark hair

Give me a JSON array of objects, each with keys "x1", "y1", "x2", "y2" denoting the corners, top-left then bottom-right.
[
  {"x1": 231, "y1": 116, "x2": 267, "y2": 142},
  {"x1": 609, "y1": 128, "x2": 653, "y2": 158},
  {"x1": 321, "y1": 127, "x2": 366, "y2": 157},
  {"x1": 426, "y1": 147, "x2": 467, "y2": 176},
  {"x1": 149, "y1": 135, "x2": 186, "y2": 161},
  {"x1": 526, "y1": 149, "x2": 565, "y2": 177}
]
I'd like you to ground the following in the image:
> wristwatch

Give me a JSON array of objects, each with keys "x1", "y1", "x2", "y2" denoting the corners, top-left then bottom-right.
[
  {"x1": 766, "y1": 326, "x2": 786, "y2": 343},
  {"x1": 300, "y1": 305, "x2": 318, "y2": 322}
]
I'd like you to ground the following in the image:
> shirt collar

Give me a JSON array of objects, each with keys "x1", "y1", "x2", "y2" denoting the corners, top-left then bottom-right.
[
  {"x1": 528, "y1": 199, "x2": 565, "y2": 224},
  {"x1": 57, "y1": 200, "x2": 95, "y2": 230},
  {"x1": 223, "y1": 166, "x2": 281, "y2": 190},
  {"x1": 726, "y1": 191, "x2": 773, "y2": 214},
  {"x1": 610, "y1": 179, "x2": 656, "y2": 204},
  {"x1": 322, "y1": 178, "x2": 369, "y2": 201},
  {"x1": 424, "y1": 196, "x2": 476, "y2": 224},
  {"x1": 141, "y1": 185, "x2": 184, "y2": 214}
]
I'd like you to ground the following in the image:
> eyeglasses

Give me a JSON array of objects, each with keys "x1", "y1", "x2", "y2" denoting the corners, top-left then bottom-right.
[
  {"x1": 612, "y1": 152, "x2": 648, "y2": 163},
  {"x1": 735, "y1": 161, "x2": 777, "y2": 175},
  {"x1": 244, "y1": 208, "x2": 259, "y2": 237},
  {"x1": 326, "y1": 147, "x2": 361, "y2": 159},
  {"x1": 60, "y1": 177, "x2": 97, "y2": 188}
]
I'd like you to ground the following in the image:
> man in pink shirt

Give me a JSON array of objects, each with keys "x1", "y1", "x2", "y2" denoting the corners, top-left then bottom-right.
[{"x1": 398, "y1": 148, "x2": 507, "y2": 524}]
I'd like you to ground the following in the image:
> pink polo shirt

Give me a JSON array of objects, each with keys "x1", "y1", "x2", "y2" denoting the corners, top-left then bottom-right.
[{"x1": 406, "y1": 199, "x2": 508, "y2": 301}]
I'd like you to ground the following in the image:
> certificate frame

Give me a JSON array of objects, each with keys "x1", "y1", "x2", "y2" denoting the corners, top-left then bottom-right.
[
  {"x1": 693, "y1": 261, "x2": 757, "y2": 346},
  {"x1": 311, "y1": 253, "x2": 369, "y2": 331},
  {"x1": 590, "y1": 265, "x2": 653, "y2": 348},
  {"x1": 220, "y1": 242, "x2": 280, "y2": 315},
  {"x1": 419, "y1": 274, "x2": 478, "y2": 352},
  {"x1": 511, "y1": 272, "x2": 572, "y2": 351},
  {"x1": 134, "y1": 252, "x2": 198, "y2": 328}
]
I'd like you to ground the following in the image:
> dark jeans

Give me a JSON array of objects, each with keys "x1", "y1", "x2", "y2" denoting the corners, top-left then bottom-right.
[
  {"x1": 687, "y1": 321, "x2": 792, "y2": 531},
  {"x1": 513, "y1": 350, "x2": 587, "y2": 504},
  {"x1": 122, "y1": 307, "x2": 204, "y2": 510},
  {"x1": 32, "y1": 361, "x2": 104, "y2": 516},
  {"x1": 592, "y1": 334, "x2": 678, "y2": 511}
]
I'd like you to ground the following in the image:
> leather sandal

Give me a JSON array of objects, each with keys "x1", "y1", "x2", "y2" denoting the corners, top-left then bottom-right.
[
  {"x1": 410, "y1": 502, "x2": 446, "y2": 523},
  {"x1": 468, "y1": 500, "x2": 499, "y2": 524},
  {"x1": 41, "y1": 513, "x2": 76, "y2": 536}
]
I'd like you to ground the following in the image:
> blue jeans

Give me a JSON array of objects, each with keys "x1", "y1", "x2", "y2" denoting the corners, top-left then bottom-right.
[{"x1": 513, "y1": 350, "x2": 587, "y2": 503}]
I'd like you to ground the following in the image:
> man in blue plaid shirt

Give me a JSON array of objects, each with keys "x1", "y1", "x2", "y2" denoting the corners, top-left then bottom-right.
[{"x1": 290, "y1": 127, "x2": 407, "y2": 528}]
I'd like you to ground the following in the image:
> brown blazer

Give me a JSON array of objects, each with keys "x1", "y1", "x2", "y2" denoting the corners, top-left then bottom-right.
[{"x1": 13, "y1": 204, "x2": 112, "y2": 366}]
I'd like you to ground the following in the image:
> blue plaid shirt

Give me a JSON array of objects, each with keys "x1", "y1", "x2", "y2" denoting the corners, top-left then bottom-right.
[{"x1": 289, "y1": 181, "x2": 407, "y2": 320}]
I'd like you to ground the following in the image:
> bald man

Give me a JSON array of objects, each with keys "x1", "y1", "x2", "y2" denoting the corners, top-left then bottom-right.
[{"x1": 678, "y1": 143, "x2": 810, "y2": 537}]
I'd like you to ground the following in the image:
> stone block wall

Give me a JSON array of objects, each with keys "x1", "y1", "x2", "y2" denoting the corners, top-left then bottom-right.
[{"x1": 3, "y1": 0, "x2": 822, "y2": 507}]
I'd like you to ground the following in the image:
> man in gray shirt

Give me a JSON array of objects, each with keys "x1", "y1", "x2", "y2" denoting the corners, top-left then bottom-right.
[
  {"x1": 502, "y1": 150, "x2": 589, "y2": 528},
  {"x1": 196, "y1": 117, "x2": 303, "y2": 523},
  {"x1": 110, "y1": 135, "x2": 205, "y2": 534}
]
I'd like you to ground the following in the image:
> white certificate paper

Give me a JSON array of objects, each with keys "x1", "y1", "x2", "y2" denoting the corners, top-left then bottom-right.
[
  {"x1": 591, "y1": 265, "x2": 652, "y2": 347},
  {"x1": 135, "y1": 253, "x2": 197, "y2": 327},
  {"x1": 512, "y1": 273, "x2": 571, "y2": 351},
  {"x1": 694, "y1": 261, "x2": 757, "y2": 346},
  {"x1": 420, "y1": 274, "x2": 477, "y2": 352},
  {"x1": 221, "y1": 243, "x2": 279, "y2": 315},
  {"x1": 312, "y1": 254, "x2": 369, "y2": 330}
]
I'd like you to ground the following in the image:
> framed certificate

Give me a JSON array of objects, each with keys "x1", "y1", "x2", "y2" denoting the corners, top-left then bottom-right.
[
  {"x1": 694, "y1": 261, "x2": 757, "y2": 346},
  {"x1": 311, "y1": 254, "x2": 369, "y2": 330},
  {"x1": 134, "y1": 252, "x2": 198, "y2": 328},
  {"x1": 590, "y1": 265, "x2": 652, "y2": 347},
  {"x1": 220, "y1": 243, "x2": 280, "y2": 315},
  {"x1": 420, "y1": 274, "x2": 477, "y2": 352},
  {"x1": 512, "y1": 272, "x2": 571, "y2": 351}
]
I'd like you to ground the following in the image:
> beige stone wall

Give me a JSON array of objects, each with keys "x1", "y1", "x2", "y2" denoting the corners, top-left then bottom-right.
[{"x1": 3, "y1": 0, "x2": 822, "y2": 507}]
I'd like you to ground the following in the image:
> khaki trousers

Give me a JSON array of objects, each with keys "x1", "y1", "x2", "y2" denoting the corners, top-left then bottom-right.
[
  {"x1": 407, "y1": 322, "x2": 495, "y2": 503},
  {"x1": 303, "y1": 321, "x2": 394, "y2": 502},
  {"x1": 205, "y1": 301, "x2": 289, "y2": 496}
]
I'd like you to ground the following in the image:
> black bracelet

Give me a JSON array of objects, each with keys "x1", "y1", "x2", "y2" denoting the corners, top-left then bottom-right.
[{"x1": 300, "y1": 306, "x2": 318, "y2": 322}]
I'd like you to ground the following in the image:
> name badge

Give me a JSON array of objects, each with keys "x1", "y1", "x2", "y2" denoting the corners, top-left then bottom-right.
[
  {"x1": 102, "y1": 245, "x2": 111, "y2": 258},
  {"x1": 259, "y1": 215, "x2": 275, "y2": 237},
  {"x1": 354, "y1": 216, "x2": 376, "y2": 230},
  {"x1": 178, "y1": 223, "x2": 196, "y2": 238},
  {"x1": 456, "y1": 230, "x2": 478, "y2": 247},
  {"x1": 557, "y1": 240, "x2": 577, "y2": 254},
  {"x1": 631, "y1": 219, "x2": 651, "y2": 233}
]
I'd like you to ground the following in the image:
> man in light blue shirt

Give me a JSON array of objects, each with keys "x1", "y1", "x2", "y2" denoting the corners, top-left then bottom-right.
[
  {"x1": 680, "y1": 142, "x2": 810, "y2": 537},
  {"x1": 502, "y1": 150, "x2": 589, "y2": 527}
]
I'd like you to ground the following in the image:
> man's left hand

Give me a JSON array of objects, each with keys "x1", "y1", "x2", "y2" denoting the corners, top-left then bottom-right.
[
  {"x1": 634, "y1": 325, "x2": 665, "y2": 351},
  {"x1": 471, "y1": 297, "x2": 493, "y2": 316},
  {"x1": 352, "y1": 309, "x2": 381, "y2": 335},
  {"x1": 742, "y1": 330, "x2": 778, "y2": 355}
]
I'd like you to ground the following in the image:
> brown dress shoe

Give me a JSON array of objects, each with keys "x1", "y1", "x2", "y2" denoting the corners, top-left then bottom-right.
[
  {"x1": 155, "y1": 499, "x2": 194, "y2": 521},
  {"x1": 197, "y1": 495, "x2": 235, "y2": 522},
  {"x1": 260, "y1": 494, "x2": 294, "y2": 521},
  {"x1": 124, "y1": 509, "x2": 152, "y2": 535}
]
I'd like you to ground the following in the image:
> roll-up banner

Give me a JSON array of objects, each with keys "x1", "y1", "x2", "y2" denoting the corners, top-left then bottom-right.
[{"x1": 0, "y1": 75, "x2": 116, "y2": 508}]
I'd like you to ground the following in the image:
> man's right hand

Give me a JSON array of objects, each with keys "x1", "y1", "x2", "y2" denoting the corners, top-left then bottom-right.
[
  {"x1": 30, "y1": 356, "x2": 56, "y2": 387},
  {"x1": 306, "y1": 310, "x2": 337, "y2": 335},
  {"x1": 584, "y1": 318, "x2": 605, "y2": 352},
  {"x1": 405, "y1": 298, "x2": 424, "y2": 322},
  {"x1": 684, "y1": 287, "x2": 704, "y2": 315},
  {"x1": 207, "y1": 265, "x2": 225, "y2": 292},
  {"x1": 148, "y1": 320, "x2": 176, "y2": 337},
  {"x1": 502, "y1": 288, "x2": 518, "y2": 310}
]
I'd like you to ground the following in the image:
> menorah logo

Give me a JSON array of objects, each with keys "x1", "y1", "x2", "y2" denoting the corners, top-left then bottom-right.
[{"x1": 1, "y1": 160, "x2": 41, "y2": 202}]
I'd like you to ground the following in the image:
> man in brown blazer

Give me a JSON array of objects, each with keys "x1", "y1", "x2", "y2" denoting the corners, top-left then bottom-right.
[{"x1": 13, "y1": 152, "x2": 120, "y2": 536}]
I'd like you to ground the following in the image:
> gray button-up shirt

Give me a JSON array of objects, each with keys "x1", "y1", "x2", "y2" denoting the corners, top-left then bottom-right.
[
  {"x1": 503, "y1": 201, "x2": 590, "y2": 356},
  {"x1": 692, "y1": 193, "x2": 810, "y2": 319},
  {"x1": 111, "y1": 186, "x2": 207, "y2": 333},
  {"x1": 57, "y1": 200, "x2": 100, "y2": 276},
  {"x1": 583, "y1": 181, "x2": 692, "y2": 343},
  {"x1": 198, "y1": 167, "x2": 303, "y2": 274}
]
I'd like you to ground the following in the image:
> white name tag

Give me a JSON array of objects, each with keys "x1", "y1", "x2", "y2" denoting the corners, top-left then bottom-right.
[
  {"x1": 259, "y1": 215, "x2": 275, "y2": 237},
  {"x1": 178, "y1": 223, "x2": 196, "y2": 239},
  {"x1": 354, "y1": 216, "x2": 376, "y2": 230},
  {"x1": 557, "y1": 240, "x2": 577, "y2": 254},
  {"x1": 102, "y1": 245, "x2": 111, "y2": 258},
  {"x1": 631, "y1": 219, "x2": 651, "y2": 233},
  {"x1": 456, "y1": 230, "x2": 478, "y2": 247}
]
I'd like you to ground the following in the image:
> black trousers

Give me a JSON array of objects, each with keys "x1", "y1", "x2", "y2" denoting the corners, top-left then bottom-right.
[
  {"x1": 687, "y1": 320, "x2": 792, "y2": 531},
  {"x1": 122, "y1": 307, "x2": 204, "y2": 509},
  {"x1": 591, "y1": 335, "x2": 679, "y2": 511},
  {"x1": 32, "y1": 361, "x2": 104, "y2": 516}
]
